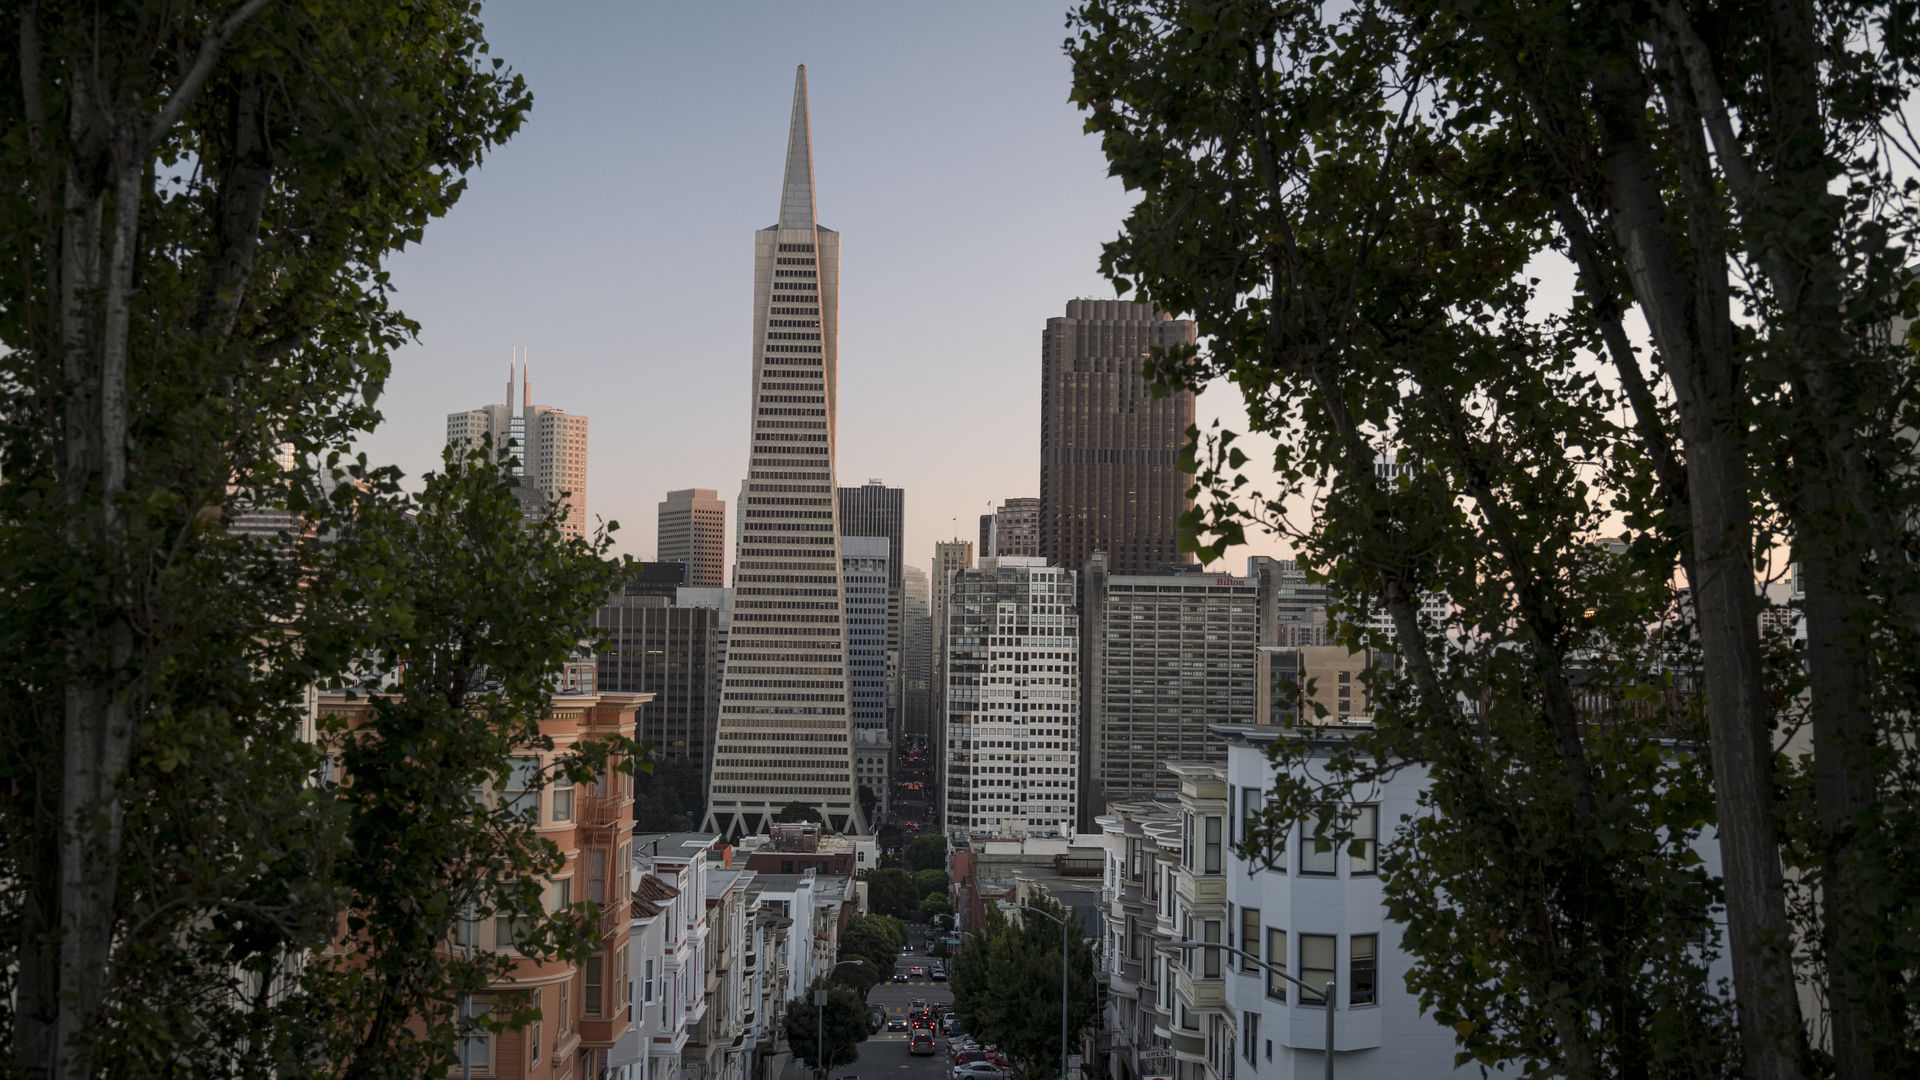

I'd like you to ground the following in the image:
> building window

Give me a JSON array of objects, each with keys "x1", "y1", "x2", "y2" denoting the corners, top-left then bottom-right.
[
  {"x1": 504, "y1": 757, "x2": 540, "y2": 820},
  {"x1": 494, "y1": 914, "x2": 534, "y2": 952},
  {"x1": 584, "y1": 956, "x2": 603, "y2": 1017},
  {"x1": 559, "y1": 981, "x2": 570, "y2": 1035},
  {"x1": 1351, "y1": 934, "x2": 1378, "y2": 1005},
  {"x1": 1300, "y1": 934, "x2": 1336, "y2": 1006},
  {"x1": 1204, "y1": 816, "x2": 1223, "y2": 874},
  {"x1": 459, "y1": 997, "x2": 492, "y2": 1071},
  {"x1": 1351, "y1": 805, "x2": 1379, "y2": 874},
  {"x1": 1242, "y1": 787, "x2": 1264, "y2": 863},
  {"x1": 1202, "y1": 920, "x2": 1222, "y2": 978},
  {"x1": 1300, "y1": 807, "x2": 1337, "y2": 875},
  {"x1": 551, "y1": 876, "x2": 572, "y2": 912},
  {"x1": 644, "y1": 958, "x2": 656, "y2": 1004},
  {"x1": 1265, "y1": 929, "x2": 1286, "y2": 1001},
  {"x1": 1243, "y1": 1012, "x2": 1259, "y2": 1064},
  {"x1": 1240, "y1": 907, "x2": 1261, "y2": 973},
  {"x1": 529, "y1": 1001, "x2": 542, "y2": 1068},
  {"x1": 552, "y1": 772, "x2": 575, "y2": 821}
]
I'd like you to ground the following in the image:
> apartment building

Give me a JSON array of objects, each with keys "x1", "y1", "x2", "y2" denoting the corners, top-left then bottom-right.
[
  {"x1": 319, "y1": 687, "x2": 649, "y2": 1080},
  {"x1": 1095, "y1": 799, "x2": 1182, "y2": 1080}
]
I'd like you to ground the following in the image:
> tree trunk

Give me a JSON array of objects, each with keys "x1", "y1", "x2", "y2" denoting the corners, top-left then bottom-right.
[{"x1": 1589, "y1": 51, "x2": 1812, "y2": 1079}]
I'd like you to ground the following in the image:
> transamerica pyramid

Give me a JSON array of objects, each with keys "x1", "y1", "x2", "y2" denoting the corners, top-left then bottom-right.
[{"x1": 703, "y1": 67, "x2": 867, "y2": 838}]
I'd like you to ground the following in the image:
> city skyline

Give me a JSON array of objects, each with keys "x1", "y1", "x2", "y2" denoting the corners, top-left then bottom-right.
[{"x1": 354, "y1": 4, "x2": 1288, "y2": 580}]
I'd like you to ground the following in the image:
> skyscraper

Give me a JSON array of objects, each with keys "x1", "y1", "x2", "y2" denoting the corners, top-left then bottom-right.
[
  {"x1": 843, "y1": 536, "x2": 892, "y2": 815},
  {"x1": 901, "y1": 565, "x2": 932, "y2": 744},
  {"x1": 838, "y1": 480, "x2": 904, "y2": 739},
  {"x1": 982, "y1": 497, "x2": 1042, "y2": 557},
  {"x1": 659, "y1": 488, "x2": 727, "y2": 588},
  {"x1": 928, "y1": 539, "x2": 974, "y2": 816},
  {"x1": 703, "y1": 66, "x2": 864, "y2": 838},
  {"x1": 447, "y1": 360, "x2": 590, "y2": 539},
  {"x1": 594, "y1": 562, "x2": 721, "y2": 780},
  {"x1": 1038, "y1": 299, "x2": 1198, "y2": 574},
  {"x1": 942, "y1": 557, "x2": 1079, "y2": 840},
  {"x1": 1078, "y1": 556, "x2": 1263, "y2": 827}
]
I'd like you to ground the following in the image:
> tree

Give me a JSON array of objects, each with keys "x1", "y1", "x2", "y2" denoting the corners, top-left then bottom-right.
[
  {"x1": 776, "y1": 801, "x2": 827, "y2": 826},
  {"x1": 949, "y1": 897, "x2": 1097, "y2": 1080},
  {"x1": 1069, "y1": 1, "x2": 1920, "y2": 1076},
  {"x1": 783, "y1": 979, "x2": 869, "y2": 1075},
  {"x1": 0, "y1": 3, "x2": 529, "y2": 1075},
  {"x1": 916, "y1": 892, "x2": 953, "y2": 927},
  {"x1": 303, "y1": 450, "x2": 635, "y2": 1078},
  {"x1": 904, "y1": 833, "x2": 948, "y2": 874},
  {"x1": 837, "y1": 914, "x2": 906, "y2": 994},
  {"x1": 865, "y1": 868, "x2": 921, "y2": 920},
  {"x1": 633, "y1": 754, "x2": 705, "y2": 832},
  {"x1": 913, "y1": 868, "x2": 949, "y2": 899}
]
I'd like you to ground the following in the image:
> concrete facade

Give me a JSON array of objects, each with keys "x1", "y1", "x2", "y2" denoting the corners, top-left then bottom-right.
[
  {"x1": 941, "y1": 557, "x2": 1079, "y2": 841},
  {"x1": 705, "y1": 66, "x2": 864, "y2": 838},
  {"x1": 659, "y1": 488, "x2": 727, "y2": 589},
  {"x1": 448, "y1": 361, "x2": 590, "y2": 540}
]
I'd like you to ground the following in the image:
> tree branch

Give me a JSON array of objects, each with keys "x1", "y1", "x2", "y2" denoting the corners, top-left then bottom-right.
[{"x1": 145, "y1": 0, "x2": 277, "y2": 150}]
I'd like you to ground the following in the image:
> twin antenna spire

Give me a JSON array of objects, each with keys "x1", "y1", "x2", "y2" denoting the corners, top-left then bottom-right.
[
  {"x1": 779, "y1": 65, "x2": 817, "y2": 230},
  {"x1": 506, "y1": 345, "x2": 529, "y2": 410}
]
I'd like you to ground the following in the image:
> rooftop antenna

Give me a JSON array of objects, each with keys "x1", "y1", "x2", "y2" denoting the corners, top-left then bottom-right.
[{"x1": 520, "y1": 346, "x2": 530, "y2": 409}]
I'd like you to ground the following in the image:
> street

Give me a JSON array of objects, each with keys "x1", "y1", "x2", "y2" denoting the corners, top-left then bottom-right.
[{"x1": 788, "y1": 927, "x2": 958, "y2": 1080}]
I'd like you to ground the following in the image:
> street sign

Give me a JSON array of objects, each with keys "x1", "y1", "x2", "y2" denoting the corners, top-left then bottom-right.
[{"x1": 1137, "y1": 1049, "x2": 1175, "y2": 1068}]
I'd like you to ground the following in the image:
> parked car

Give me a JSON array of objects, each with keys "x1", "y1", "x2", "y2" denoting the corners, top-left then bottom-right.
[{"x1": 952, "y1": 1062, "x2": 1008, "y2": 1080}]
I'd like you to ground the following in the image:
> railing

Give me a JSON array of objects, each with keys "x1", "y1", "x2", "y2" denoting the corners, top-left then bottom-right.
[
  {"x1": 579, "y1": 793, "x2": 627, "y2": 830},
  {"x1": 599, "y1": 899, "x2": 628, "y2": 938}
]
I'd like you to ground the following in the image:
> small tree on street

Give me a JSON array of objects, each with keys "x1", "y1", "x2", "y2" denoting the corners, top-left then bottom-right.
[
  {"x1": 949, "y1": 896, "x2": 1097, "y2": 1079},
  {"x1": 784, "y1": 980, "x2": 868, "y2": 1075},
  {"x1": 904, "y1": 833, "x2": 948, "y2": 874}
]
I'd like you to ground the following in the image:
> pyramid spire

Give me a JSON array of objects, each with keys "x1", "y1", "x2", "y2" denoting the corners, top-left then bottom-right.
[{"x1": 778, "y1": 65, "x2": 817, "y2": 230}]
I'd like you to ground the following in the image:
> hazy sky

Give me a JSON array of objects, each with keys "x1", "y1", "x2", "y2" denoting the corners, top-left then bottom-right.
[{"x1": 359, "y1": 3, "x2": 1282, "y2": 577}]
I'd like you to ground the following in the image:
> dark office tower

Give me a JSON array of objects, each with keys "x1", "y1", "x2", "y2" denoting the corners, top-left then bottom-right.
[
  {"x1": 704, "y1": 66, "x2": 863, "y2": 837},
  {"x1": 1039, "y1": 299, "x2": 1199, "y2": 575},
  {"x1": 838, "y1": 479, "x2": 904, "y2": 739},
  {"x1": 658, "y1": 488, "x2": 727, "y2": 588},
  {"x1": 594, "y1": 563, "x2": 720, "y2": 778},
  {"x1": 901, "y1": 565, "x2": 932, "y2": 742}
]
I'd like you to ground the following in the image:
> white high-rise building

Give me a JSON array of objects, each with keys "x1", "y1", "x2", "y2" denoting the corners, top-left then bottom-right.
[
  {"x1": 446, "y1": 359, "x2": 589, "y2": 539},
  {"x1": 703, "y1": 67, "x2": 864, "y2": 838},
  {"x1": 942, "y1": 557, "x2": 1079, "y2": 840}
]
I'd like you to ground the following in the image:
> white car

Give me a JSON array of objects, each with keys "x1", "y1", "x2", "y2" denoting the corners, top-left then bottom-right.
[{"x1": 952, "y1": 1064, "x2": 1007, "y2": 1080}]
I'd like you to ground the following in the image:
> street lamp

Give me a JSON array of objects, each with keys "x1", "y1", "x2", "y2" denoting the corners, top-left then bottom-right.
[
  {"x1": 1155, "y1": 940, "x2": 1336, "y2": 1080},
  {"x1": 816, "y1": 958, "x2": 871, "y2": 1080},
  {"x1": 1015, "y1": 904, "x2": 1075, "y2": 1080}
]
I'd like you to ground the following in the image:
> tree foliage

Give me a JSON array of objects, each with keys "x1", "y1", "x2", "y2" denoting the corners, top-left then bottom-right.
[
  {"x1": 837, "y1": 914, "x2": 906, "y2": 995},
  {"x1": 1069, "y1": 1, "x2": 1920, "y2": 1077},
  {"x1": 913, "y1": 868, "x2": 949, "y2": 899},
  {"x1": 904, "y1": 833, "x2": 948, "y2": 874},
  {"x1": 948, "y1": 897, "x2": 1097, "y2": 1080},
  {"x1": 777, "y1": 801, "x2": 828, "y2": 826},
  {"x1": 865, "y1": 868, "x2": 921, "y2": 921},
  {"x1": 633, "y1": 753, "x2": 706, "y2": 833},
  {"x1": 0, "y1": 2, "x2": 605, "y2": 1075},
  {"x1": 783, "y1": 979, "x2": 869, "y2": 1074}
]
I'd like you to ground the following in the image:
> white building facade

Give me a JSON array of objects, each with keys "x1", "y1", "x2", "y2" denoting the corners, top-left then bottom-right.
[{"x1": 942, "y1": 557, "x2": 1080, "y2": 840}]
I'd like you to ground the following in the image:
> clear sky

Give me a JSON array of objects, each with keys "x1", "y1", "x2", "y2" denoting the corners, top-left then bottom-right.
[{"x1": 358, "y1": 2, "x2": 1282, "y2": 578}]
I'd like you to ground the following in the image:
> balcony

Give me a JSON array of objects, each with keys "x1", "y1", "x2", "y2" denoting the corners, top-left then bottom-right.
[
  {"x1": 579, "y1": 792, "x2": 630, "y2": 833},
  {"x1": 600, "y1": 900, "x2": 629, "y2": 938}
]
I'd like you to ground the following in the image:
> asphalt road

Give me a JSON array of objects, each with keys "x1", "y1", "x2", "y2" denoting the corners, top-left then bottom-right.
[{"x1": 832, "y1": 935, "x2": 959, "y2": 1080}]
